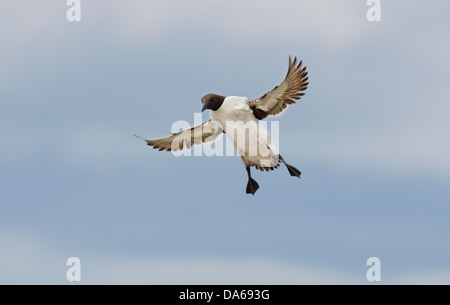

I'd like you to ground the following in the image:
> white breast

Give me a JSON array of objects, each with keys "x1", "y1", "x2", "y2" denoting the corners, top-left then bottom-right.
[
  {"x1": 211, "y1": 96, "x2": 279, "y2": 169},
  {"x1": 211, "y1": 96, "x2": 253, "y2": 124}
]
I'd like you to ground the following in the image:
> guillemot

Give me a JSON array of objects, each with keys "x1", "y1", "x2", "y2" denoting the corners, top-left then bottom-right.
[{"x1": 135, "y1": 56, "x2": 309, "y2": 195}]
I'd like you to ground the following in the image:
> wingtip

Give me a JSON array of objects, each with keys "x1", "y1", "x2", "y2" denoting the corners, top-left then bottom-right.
[
  {"x1": 289, "y1": 55, "x2": 294, "y2": 68},
  {"x1": 134, "y1": 134, "x2": 156, "y2": 148},
  {"x1": 134, "y1": 134, "x2": 145, "y2": 141}
]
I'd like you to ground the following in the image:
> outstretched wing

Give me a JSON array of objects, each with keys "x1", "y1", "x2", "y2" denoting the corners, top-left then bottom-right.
[
  {"x1": 248, "y1": 56, "x2": 309, "y2": 120},
  {"x1": 134, "y1": 119, "x2": 223, "y2": 151}
]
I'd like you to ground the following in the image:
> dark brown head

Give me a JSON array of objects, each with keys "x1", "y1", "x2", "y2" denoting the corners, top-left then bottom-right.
[{"x1": 201, "y1": 94, "x2": 226, "y2": 112}]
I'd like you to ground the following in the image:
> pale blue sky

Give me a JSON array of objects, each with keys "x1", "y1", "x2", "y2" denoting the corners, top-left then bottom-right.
[{"x1": 1, "y1": 0, "x2": 450, "y2": 284}]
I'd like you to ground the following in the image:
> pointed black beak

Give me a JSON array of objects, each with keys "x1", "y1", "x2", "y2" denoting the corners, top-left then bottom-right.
[{"x1": 202, "y1": 105, "x2": 208, "y2": 112}]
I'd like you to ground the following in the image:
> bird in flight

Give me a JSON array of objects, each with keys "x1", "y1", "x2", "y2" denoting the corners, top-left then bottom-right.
[{"x1": 135, "y1": 56, "x2": 309, "y2": 195}]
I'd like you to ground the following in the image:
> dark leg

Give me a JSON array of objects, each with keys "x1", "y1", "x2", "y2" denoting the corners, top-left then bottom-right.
[
  {"x1": 279, "y1": 155, "x2": 301, "y2": 178},
  {"x1": 246, "y1": 167, "x2": 259, "y2": 195}
]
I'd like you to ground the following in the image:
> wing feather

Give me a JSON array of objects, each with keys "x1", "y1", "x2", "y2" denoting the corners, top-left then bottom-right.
[
  {"x1": 135, "y1": 119, "x2": 223, "y2": 151},
  {"x1": 248, "y1": 56, "x2": 309, "y2": 120}
]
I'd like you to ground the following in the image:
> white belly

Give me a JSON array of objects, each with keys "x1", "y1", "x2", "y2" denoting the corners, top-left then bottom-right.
[{"x1": 211, "y1": 96, "x2": 280, "y2": 170}]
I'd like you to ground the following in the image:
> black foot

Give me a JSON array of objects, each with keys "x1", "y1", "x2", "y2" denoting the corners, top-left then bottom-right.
[
  {"x1": 279, "y1": 155, "x2": 301, "y2": 178},
  {"x1": 286, "y1": 164, "x2": 301, "y2": 178},
  {"x1": 246, "y1": 177, "x2": 260, "y2": 195}
]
